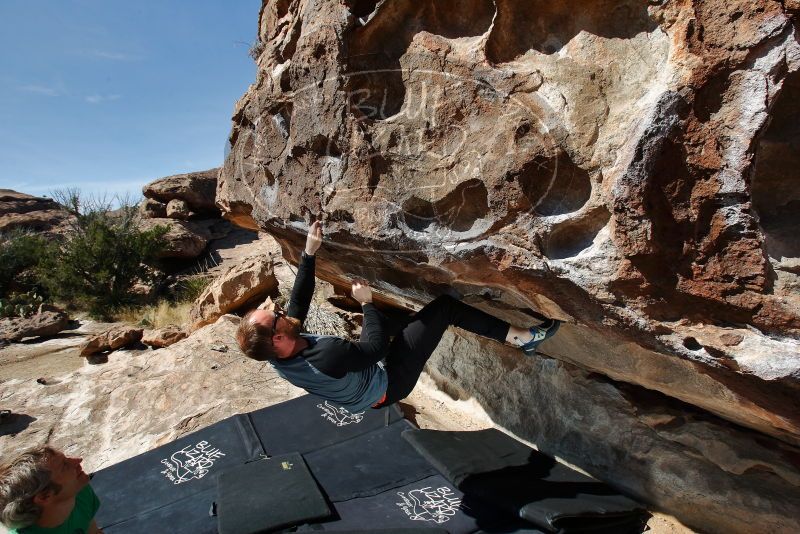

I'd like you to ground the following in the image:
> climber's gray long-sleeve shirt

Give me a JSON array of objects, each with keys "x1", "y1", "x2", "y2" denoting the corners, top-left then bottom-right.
[{"x1": 271, "y1": 252, "x2": 388, "y2": 412}]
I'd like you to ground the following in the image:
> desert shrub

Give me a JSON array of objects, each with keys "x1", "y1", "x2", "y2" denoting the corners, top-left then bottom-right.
[
  {"x1": 175, "y1": 275, "x2": 212, "y2": 301},
  {"x1": 0, "y1": 229, "x2": 49, "y2": 297},
  {"x1": 248, "y1": 39, "x2": 265, "y2": 61},
  {"x1": 37, "y1": 190, "x2": 168, "y2": 318},
  {"x1": 0, "y1": 290, "x2": 44, "y2": 318}
]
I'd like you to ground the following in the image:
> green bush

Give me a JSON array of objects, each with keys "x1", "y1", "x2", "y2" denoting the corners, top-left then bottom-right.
[
  {"x1": 0, "y1": 230, "x2": 49, "y2": 297},
  {"x1": 37, "y1": 191, "x2": 169, "y2": 319}
]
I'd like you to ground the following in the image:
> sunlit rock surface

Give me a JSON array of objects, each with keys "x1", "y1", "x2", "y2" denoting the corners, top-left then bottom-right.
[
  {"x1": 138, "y1": 218, "x2": 234, "y2": 260},
  {"x1": 218, "y1": 0, "x2": 800, "y2": 443},
  {"x1": 188, "y1": 255, "x2": 278, "y2": 331},
  {"x1": 0, "y1": 316, "x2": 303, "y2": 472},
  {"x1": 79, "y1": 325, "x2": 143, "y2": 356},
  {"x1": 141, "y1": 325, "x2": 187, "y2": 348},
  {"x1": 216, "y1": 1, "x2": 800, "y2": 530},
  {"x1": 0, "y1": 306, "x2": 70, "y2": 344},
  {"x1": 142, "y1": 168, "x2": 221, "y2": 217}
]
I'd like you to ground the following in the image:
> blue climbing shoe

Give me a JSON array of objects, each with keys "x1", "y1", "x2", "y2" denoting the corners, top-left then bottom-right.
[{"x1": 520, "y1": 319, "x2": 561, "y2": 356}]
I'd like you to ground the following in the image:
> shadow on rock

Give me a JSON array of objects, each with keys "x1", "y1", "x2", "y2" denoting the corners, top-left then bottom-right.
[{"x1": 0, "y1": 412, "x2": 36, "y2": 437}]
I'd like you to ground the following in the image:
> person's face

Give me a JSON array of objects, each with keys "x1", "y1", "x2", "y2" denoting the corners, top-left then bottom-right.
[
  {"x1": 35, "y1": 451, "x2": 90, "y2": 506},
  {"x1": 249, "y1": 308, "x2": 294, "y2": 358}
]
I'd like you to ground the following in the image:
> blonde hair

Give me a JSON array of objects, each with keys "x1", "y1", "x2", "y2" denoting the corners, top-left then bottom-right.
[{"x1": 0, "y1": 446, "x2": 61, "y2": 529}]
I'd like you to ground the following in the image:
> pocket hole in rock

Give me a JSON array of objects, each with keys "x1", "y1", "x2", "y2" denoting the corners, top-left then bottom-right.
[
  {"x1": 543, "y1": 206, "x2": 610, "y2": 259},
  {"x1": 402, "y1": 179, "x2": 489, "y2": 233},
  {"x1": 486, "y1": 0, "x2": 657, "y2": 63},
  {"x1": 518, "y1": 152, "x2": 592, "y2": 216},
  {"x1": 346, "y1": 0, "x2": 495, "y2": 120},
  {"x1": 752, "y1": 70, "x2": 800, "y2": 268},
  {"x1": 683, "y1": 337, "x2": 702, "y2": 351}
]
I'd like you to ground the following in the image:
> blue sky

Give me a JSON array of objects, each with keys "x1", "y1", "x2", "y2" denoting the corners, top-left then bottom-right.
[{"x1": 0, "y1": 0, "x2": 261, "y2": 201}]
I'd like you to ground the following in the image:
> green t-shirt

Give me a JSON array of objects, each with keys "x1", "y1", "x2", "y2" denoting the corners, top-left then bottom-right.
[{"x1": 12, "y1": 484, "x2": 100, "y2": 534}]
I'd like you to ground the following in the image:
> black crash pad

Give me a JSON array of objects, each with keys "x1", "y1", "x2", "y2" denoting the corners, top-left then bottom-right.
[
  {"x1": 403, "y1": 428, "x2": 648, "y2": 533},
  {"x1": 102, "y1": 488, "x2": 217, "y2": 534},
  {"x1": 300, "y1": 426, "x2": 547, "y2": 534},
  {"x1": 93, "y1": 395, "x2": 645, "y2": 534},
  {"x1": 92, "y1": 395, "x2": 413, "y2": 533},
  {"x1": 299, "y1": 474, "x2": 545, "y2": 534},
  {"x1": 303, "y1": 420, "x2": 436, "y2": 501},
  {"x1": 250, "y1": 392, "x2": 403, "y2": 455},
  {"x1": 92, "y1": 414, "x2": 263, "y2": 529},
  {"x1": 217, "y1": 454, "x2": 332, "y2": 534}
]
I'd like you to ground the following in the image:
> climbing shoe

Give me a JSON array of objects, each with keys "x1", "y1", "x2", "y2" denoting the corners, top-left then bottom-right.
[{"x1": 520, "y1": 319, "x2": 561, "y2": 356}]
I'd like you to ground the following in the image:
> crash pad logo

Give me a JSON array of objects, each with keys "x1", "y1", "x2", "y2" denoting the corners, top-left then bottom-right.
[
  {"x1": 159, "y1": 440, "x2": 226, "y2": 484},
  {"x1": 317, "y1": 401, "x2": 365, "y2": 426},
  {"x1": 396, "y1": 486, "x2": 461, "y2": 524}
]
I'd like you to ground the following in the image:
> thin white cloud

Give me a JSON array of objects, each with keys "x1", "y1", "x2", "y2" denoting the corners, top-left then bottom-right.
[
  {"x1": 19, "y1": 84, "x2": 60, "y2": 97},
  {"x1": 85, "y1": 94, "x2": 122, "y2": 104},
  {"x1": 83, "y1": 49, "x2": 143, "y2": 61}
]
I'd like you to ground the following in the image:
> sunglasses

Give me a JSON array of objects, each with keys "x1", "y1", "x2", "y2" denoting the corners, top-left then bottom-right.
[{"x1": 271, "y1": 309, "x2": 285, "y2": 333}]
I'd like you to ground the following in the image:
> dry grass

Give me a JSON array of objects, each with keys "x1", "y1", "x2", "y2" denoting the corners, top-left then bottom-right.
[
  {"x1": 113, "y1": 300, "x2": 194, "y2": 329},
  {"x1": 111, "y1": 275, "x2": 210, "y2": 328}
]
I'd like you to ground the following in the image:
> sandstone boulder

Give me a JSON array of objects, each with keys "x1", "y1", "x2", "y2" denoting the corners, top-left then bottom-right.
[
  {"x1": 142, "y1": 168, "x2": 220, "y2": 216},
  {"x1": 217, "y1": 0, "x2": 800, "y2": 449},
  {"x1": 188, "y1": 257, "x2": 278, "y2": 330},
  {"x1": 424, "y1": 329, "x2": 800, "y2": 534},
  {"x1": 166, "y1": 198, "x2": 193, "y2": 220},
  {"x1": 0, "y1": 189, "x2": 75, "y2": 234},
  {"x1": 138, "y1": 218, "x2": 210, "y2": 259},
  {"x1": 138, "y1": 198, "x2": 167, "y2": 219},
  {"x1": 80, "y1": 326, "x2": 143, "y2": 356},
  {"x1": 202, "y1": 230, "x2": 278, "y2": 277},
  {"x1": 141, "y1": 325, "x2": 188, "y2": 348},
  {"x1": 0, "y1": 306, "x2": 70, "y2": 343},
  {"x1": 192, "y1": 219, "x2": 234, "y2": 241}
]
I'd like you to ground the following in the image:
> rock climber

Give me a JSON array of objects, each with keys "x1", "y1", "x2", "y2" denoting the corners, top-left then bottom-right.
[{"x1": 236, "y1": 220, "x2": 560, "y2": 412}]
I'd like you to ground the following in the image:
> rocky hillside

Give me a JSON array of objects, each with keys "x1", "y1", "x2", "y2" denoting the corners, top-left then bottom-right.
[{"x1": 216, "y1": 1, "x2": 800, "y2": 531}]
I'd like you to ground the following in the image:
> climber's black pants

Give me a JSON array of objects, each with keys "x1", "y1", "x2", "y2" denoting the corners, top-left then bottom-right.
[{"x1": 378, "y1": 295, "x2": 510, "y2": 406}]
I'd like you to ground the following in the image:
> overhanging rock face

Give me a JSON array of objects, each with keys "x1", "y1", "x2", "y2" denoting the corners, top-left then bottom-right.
[{"x1": 218, "y1": 0, "x2": 800, "y2": 448}]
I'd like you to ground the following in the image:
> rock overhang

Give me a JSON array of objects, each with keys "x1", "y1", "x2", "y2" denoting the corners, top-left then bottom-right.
[{"x1": 218, "y1": 0, "x2": 800, "y2": 446}]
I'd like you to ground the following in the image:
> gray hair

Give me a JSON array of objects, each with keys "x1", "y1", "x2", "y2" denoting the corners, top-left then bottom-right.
[{"x1": 0, "y1": 446, "x2": 61, "y2": 529}]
